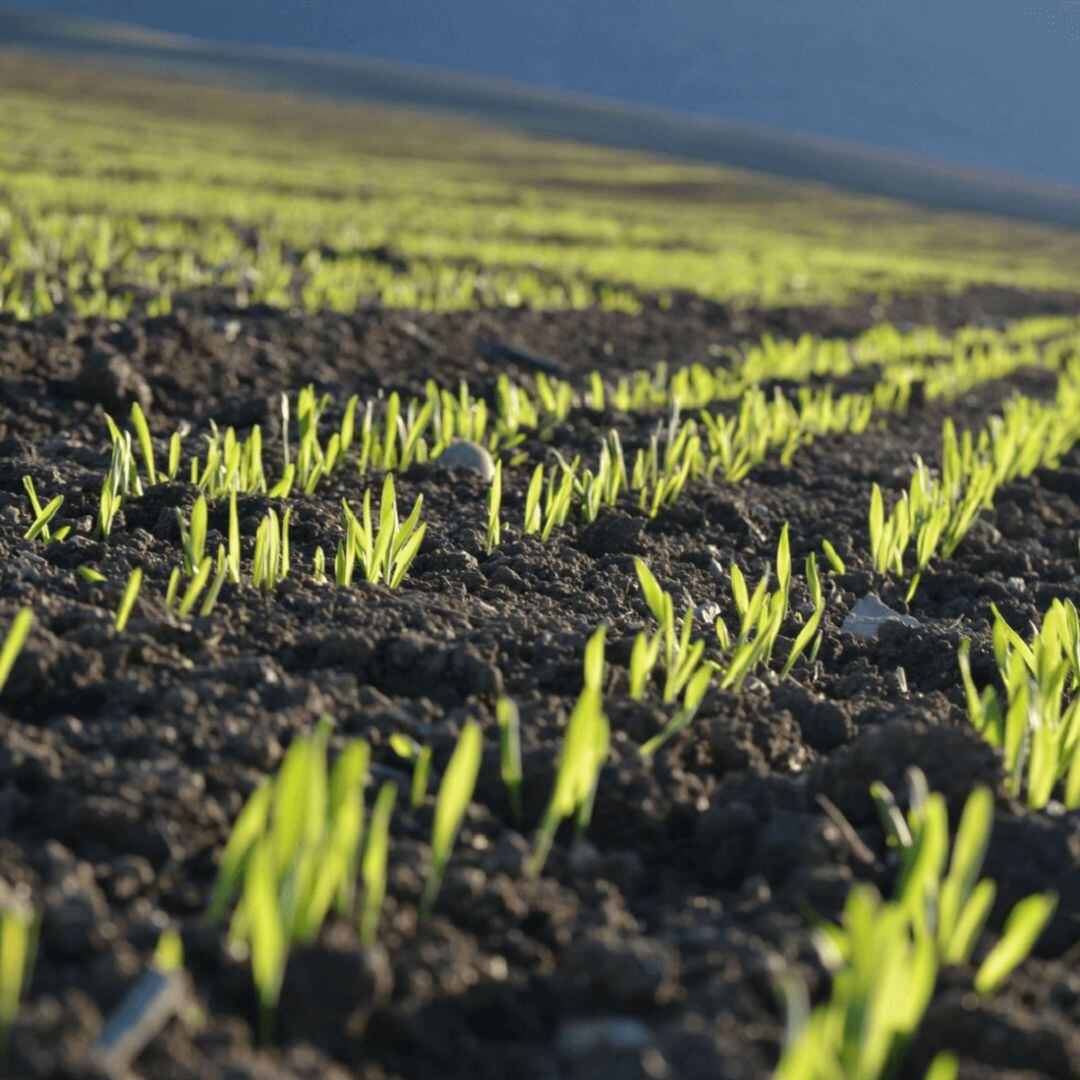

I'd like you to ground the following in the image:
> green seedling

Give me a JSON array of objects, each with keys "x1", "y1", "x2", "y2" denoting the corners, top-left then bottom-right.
[
  {"x1": 0, "y1": 609, "x2": 32, "y2": 696},
  {"x1": 152, "y1": 928, "x2": 184, "y2": 974},
  {"x1": 958, "y1": 599, "x2": 1080, "y2": 809},
  {"x1": 627, "y1": 630, "x2": 662, "y2": 701},
  {"x1": 194, "y1": 422, "x2": 267, "y2": 499},
  {"x1": 411, "y1": 746, "x2": 433, "y2": 813},
  {"x1": 778, "y1": 772, "x2": 1057, "y2": 1080},
  {"x1": 359, "y1": 782, "x2": 396, "y2": 947},
  {"x1": 252, "y1": 508, "x2": 291, "y2": 593},
  {"x1": 115, "y1": 568, "x2": 143, "y2": 632},
  {"x1": 868, "y1": 393, "x2": 1080, "y2": 600},
  {"x1": 496, "y1": 697, "x2": 523, "y2": 823},
  {"x1": 419, "y1": 720, "x2": 483, "y2": 921},
  {"x1": 640, "y1": 662, "x2": 714, "y2": 756},
  {"x1": 781, "y1": 554, "x2": 824, "y2": 678},
  {"x1": 210, "y1": 720, "x2": 373, "y2": 1040},
  {"x1": 174, "y1": 494, "x2": 208, "y2": 574},
  {"x1": 76, "y1": 565, "x2": 106, "y2": 584},
  {"x1": 130, "y1": 401, "x2": 156, "y2": 485},
  {"x1": 227, "y1": 489, "x2": 241, "y2": 584},
  {"x1": 973, "y1": 892, "x2": 1059, "y2": 995},
  {"x1": 0, "y1": 887, "x2": 37, "y2": 1059},
  {"x1": 167, "y1": 431, "x2": 183, "y2": 482},
  {"x1": 523, "y1": 464, "x2": 543, "y2": 535},
  {"x1": 175, "y1": 556, "x2": 214, "y2": 618},
  {"x1": 873, "y1": 772, "x2": 1058, "y2": 978},
  {"x1": 821, "y1": 538, "x2": 846, "y2": 574},
  {"x1": 523, "y1": 460, "x2": 577, "y2": 541},
  {"x1": 486, "y1": 460, "x2": 502, "y2": 554},
  {"x1": 97, "y1": 423, "x2": 141, "y2": 539},
  {"x1": 22, "y1": 477, "x2": 69, "y2": 546},
  {"x1": 389, "y1": 735, "x2": 433, "y2": 814},
  {"x1": 527, "y1": 627, "x2": 610, "y2": 878},
  {"x1": 199, "y1": 549, "x2": 230, "y2": 617},
  {"x1": 337, "y1": 475, "x2": 426, "y2": 588}
]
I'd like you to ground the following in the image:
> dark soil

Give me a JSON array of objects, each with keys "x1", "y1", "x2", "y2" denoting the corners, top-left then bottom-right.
[{"x1": 1, "y1": 288, "x2": 1078, "y2": 1080}]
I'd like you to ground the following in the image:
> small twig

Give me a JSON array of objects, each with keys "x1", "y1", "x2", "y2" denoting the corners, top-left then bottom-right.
[{"x1": 815, "y1": 794, "x2": 876, "y2": 866}]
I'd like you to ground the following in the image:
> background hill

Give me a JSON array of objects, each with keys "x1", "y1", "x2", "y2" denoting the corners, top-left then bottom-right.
[{"x1": 2, "y1": 0, "x2": 1079, "y2": 186}]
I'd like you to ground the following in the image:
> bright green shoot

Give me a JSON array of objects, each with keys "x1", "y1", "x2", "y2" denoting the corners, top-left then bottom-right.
[
  {"x1": 419, "y1": 720, "x2": 483, "y2": 921},
  {"x1": 627, "y1": 630, "x2": 662, "y2": 701},
  {"x1": 252, "y1": 508, "x2": 291, "y2": 593},
  {"x1": 114, "y1": 568, "x2": 143, "y2": 632},
  {"x1": 337, "y1": 475, "x2": 426, "y2": 588},
  {"x1": 527, "y1": 627, "x2": 610, "y2": 878},
  {"x1": 486, "y1": 461, "x2": 502, "y2": 555},
  {"x1": 0, "y1": 887, "x2": 37, "y2": 1059},
  {"x1": 96, "y1": 424, "x2": 141, "y2": 540},
  {"x1": 779, "y1": 772, "x2": 1057, "y2": 1080},
  {"x1": 973, "y1": 892, "x2": 1059, "y2": 995},
  {"x1": 227, "y1": 489, "x2": 241, "y2": 584},
  {"x1": 210, "y1": 720, "x2": 373, "y2": 1039},
  {"x1": 359, "y1": 781, "x2": 396, "y2": 947},
  {"x1": 523, "y1": 461, "x2": 576, "y2": 541},
  {"x1": 167, "y1": 552, "x2": 225, "y2": 619},
  {"x1": 130, "y1": 401, "x2": 157, "y2": 486},
  {"x1": 496, "y1": 697, "x2": 523, "y2": 823},
  {"x1": 389, "y1": 735, "x2": 433, "y2": 814},
  {"x1": 22, "y1": 477, "x2": 69, "y2": 546},
  {"x1": 640, "y1": 663, "x2": 714, "y2": 756},
  {"x1": 152, "y1": 928, "x2": 184, "y2": 974},
  {"x1": 821, "y1": 538, "x2": 846, "y2": 574},
  {"x1": 781, "y1": 554, "x2": 824, "y2": 678},
  {"x1": 867, "y1": 396, "x2": 1080, "y2": 600},
  {"x1": 0, "y1": 609, "x2": 32, "y2": 696},
  {"x1": 243, "y1": 839, "x2": 286, "y2": 1042},
  {"x1": 312, "y1": 546, "x2": 327, "y2": 584},
  {"x1": 176, "y1": 496, "x2": 208, "y2": 576},
  {"x1": 872, "y1": 772, "x2": 1057, "y2": 978},
  {"x1": 957, "y1": 599, "x2": 1080, "y2": 809}
]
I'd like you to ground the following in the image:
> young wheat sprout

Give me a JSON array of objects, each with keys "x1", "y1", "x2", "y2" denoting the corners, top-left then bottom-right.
[
  {"x1": 419, "y1": 721, "x2": 483, "y2": 921},
  {"x1": 114, "y1": 569, "x2": 143, "y2": 632},
  {"x1": 527, "y1": 627, "x2": 610, "y2": 878},
  {"x1": 0, "y1": 886, "x2": 36, "y2": 1059},
  {"x1": 0, "y1": 609, "x2": 33, "y2": 695}
]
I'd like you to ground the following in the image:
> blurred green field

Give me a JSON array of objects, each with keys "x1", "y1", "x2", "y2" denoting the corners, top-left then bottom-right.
[{"x1": 3, "y1": 50, "x2": 1080, "y2": 321}]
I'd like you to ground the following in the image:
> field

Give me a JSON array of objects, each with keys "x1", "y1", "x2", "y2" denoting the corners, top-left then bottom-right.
[{"x1": 1, "y1": 52, "x2": 1079, "y2": 1080}]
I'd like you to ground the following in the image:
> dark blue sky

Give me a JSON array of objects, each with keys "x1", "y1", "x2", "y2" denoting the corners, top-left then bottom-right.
[{"x1": 5, "y1": 0, "x2": 1080, "y2": 186}]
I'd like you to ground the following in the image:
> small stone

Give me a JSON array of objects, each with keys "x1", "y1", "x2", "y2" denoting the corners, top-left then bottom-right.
[
  {"x1": 841, "y1": 594, "x2": 921, "y2": 640},
  {"x1": 888, "y1": 667, "x2": 909, "y2": 695},
  {"x1": 969, "y1": 519, "x2": 1003, "y2": 545},
  {"x1": 92, "y1": 968, "x2": 189, "y2": 1076},
  {"x1": 436, "y1": 439, "x2": 495, "y2": 480},
  {"x1": 694, "y1": 602, "x2": 721, "y2": 627},
  {"x1": 1006, "y1": 577, "x2": 1027, "y2": 594},
  {"x1": 213, "y1": 318, "x2": 242, "y2": 341},
  {"x1": 558, "y1": 1017, "x2": 652, "y2": 1057}
]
